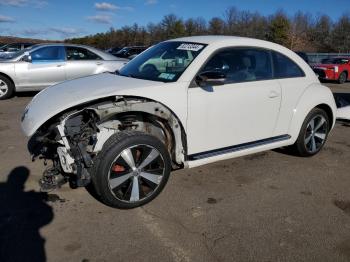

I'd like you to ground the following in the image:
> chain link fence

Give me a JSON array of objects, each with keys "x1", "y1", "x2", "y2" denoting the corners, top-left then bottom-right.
[{"x1": 306, "y1": 53, "x2": 350, "y2": 64}]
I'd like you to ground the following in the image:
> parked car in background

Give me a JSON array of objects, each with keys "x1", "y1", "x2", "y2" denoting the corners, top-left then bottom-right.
[
  {"x1": 0, "y1": 43, "x2": 128, "y2": 99},
  {"x1": 107, "y1": 47, "x2": 123, "y2": 56},
  {"x1": 0, "y1": 43, "x2": 34, "y2": 59},
  {"x1": 295, "y1": 51, "x2": 309, "y2": 64},
  {"x1": 113, "y1": 46, "x2": 147, "y2": 59},
  {"x1": 21, "y1": 36, "x2": 350, "y2": 209},
  {"x1": 312, "y1": 57, "x2": 350, "y2": 84}
]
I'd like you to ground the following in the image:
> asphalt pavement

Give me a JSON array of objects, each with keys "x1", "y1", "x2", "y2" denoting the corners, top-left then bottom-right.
[{"x1": 0, "y1": 82, "x2": 350, "y2": 262}]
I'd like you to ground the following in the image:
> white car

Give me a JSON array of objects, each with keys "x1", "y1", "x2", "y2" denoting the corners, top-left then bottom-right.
[
  {"x1": 0, "y1": 44, "x2": 128, "y2": 99},
  {"x1": 21, "y1": 36, "x2": 350, "y2": 209}
]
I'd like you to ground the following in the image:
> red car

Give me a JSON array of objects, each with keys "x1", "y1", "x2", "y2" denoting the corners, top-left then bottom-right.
[{"x1": 312, "y1": 57, "x2": 350, "y2": 84}]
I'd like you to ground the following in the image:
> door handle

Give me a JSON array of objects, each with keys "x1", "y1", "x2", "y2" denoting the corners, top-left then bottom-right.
[
  {"x1": 268, "y1": 90, "x2": 280, "y2": 98},
  {"x1": 56, "y1": 64, "x2": 63, "y2": 67},
  {"x1": 96, "y1": 62, "x2": 103, "y2": 65}
]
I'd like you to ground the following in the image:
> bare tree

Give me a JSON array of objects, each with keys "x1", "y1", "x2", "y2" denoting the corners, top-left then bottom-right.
[
  {"x1": 289, "y1": 11, "x2": 312, "y2": 51},
  {"x1": 267, "y1": 10, "x2": 291, "y2": 46},
  {"x1": 65, "y1": 8, "x2": 349, "y2": 53},
  {"x1": 332, "y1": 14, "x2": 350, "y2": 53},
  {"x1": 208, "y1": 17, "x2": 225, "y2": 34},
  {"x1": 309, "y1": 15, "x2": 333, "y2": 52},
  {"x1": 224, "y1": 7, "x2": 240, "y2": 35},
  {"x1": 161, "y1": 14, "x2": 185, "y2": 39}
]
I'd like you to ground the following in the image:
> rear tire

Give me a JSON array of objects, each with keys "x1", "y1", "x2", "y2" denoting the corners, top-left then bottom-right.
[
  {"x1": 90, "y1": 131, "x2": 171, "y2": 209},
  {"x1": 0, "y1": 75, "x2": 14, "y2": 100},
  {"x1": 338, "y1": 72, "x2": 347, "y2": 84},
  {"x1": 291, "y1": 108, "x2": 330, "y2": 157}
]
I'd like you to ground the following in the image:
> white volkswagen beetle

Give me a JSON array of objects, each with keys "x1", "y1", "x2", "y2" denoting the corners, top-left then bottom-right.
[{"x1": 21, "y1": 36, "x2": 349, "y2": 208}]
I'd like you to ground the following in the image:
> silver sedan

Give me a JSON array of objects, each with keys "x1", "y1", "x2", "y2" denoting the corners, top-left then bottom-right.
[{"x1": 0, "y1": 43, "x2": 128, "y2": 99}]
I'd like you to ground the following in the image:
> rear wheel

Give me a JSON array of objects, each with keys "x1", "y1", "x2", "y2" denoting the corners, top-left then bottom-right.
[
  {"x1": 338, "y1": 72, "x2": 347, "y2": 84},
  {"x1": 91, "y1": 131, "x2": 171, "y2": 209},
  {"x1": 292, "y1": 108, "x2": 330, "y2": 157},
  {"x1": 0, "y1": 75, "x2": 14, "y2": 100}
]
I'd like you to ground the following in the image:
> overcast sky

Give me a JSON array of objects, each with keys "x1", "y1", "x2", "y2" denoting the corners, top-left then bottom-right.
[{"x1": 0, "y1": 0, "x2": 349, "y2": 40}]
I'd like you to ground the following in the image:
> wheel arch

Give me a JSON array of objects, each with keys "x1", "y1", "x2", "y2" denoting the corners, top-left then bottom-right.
[
  {"x1": 340, "y1": 70, "x2": 348, "y2": 79},
  {"x1": 49, "y1": 95, "x2": 188, "y2": 168},
  {"x1": 99, "y1": 108, "x2": 187, "y2": 168},
  {"x1": 0, "y1": 72, "x2": 15, "y2": 89},
  {"x1": 288, "y1": 83, "x2": 337, "y2": 143}
]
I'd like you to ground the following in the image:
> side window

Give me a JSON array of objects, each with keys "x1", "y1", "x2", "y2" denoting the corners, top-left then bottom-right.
[
  {"x1": 201, "y1": 48, "x2": 273, "y2": 83},
  {"x1": 66, "y1": 47, "x2": 102, "y2": 61},
  {"x1": 272, "y1": 52, "x2": 305, "y2": 78},
  {"x1": 31, "y1": 46, "x2": 65, "y2": 62}
]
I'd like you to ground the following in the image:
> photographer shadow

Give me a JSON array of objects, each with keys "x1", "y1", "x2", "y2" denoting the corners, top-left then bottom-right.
[{"x1": 0, "y1": 166, "x2": 53, "y2": 262}]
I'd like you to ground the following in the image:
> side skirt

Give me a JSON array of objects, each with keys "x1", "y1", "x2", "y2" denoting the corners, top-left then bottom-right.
[{"x1": 188, "y1": 135, "x2": 291, "y2": 161}]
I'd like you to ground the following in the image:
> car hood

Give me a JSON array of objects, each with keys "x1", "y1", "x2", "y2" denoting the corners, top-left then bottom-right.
[{"x1": 21, "y1": 73, "x2": 164, "y2": 137}]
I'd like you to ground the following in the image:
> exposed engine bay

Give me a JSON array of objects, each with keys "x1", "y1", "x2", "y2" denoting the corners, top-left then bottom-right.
[{"x1": 28, "y1": 96, "x2": 186, "y2": 191}]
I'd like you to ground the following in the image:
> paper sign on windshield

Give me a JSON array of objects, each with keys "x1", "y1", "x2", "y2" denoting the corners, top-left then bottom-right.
[{"x1": 177, "y1": 43, "x2": 204, "y2": 52}]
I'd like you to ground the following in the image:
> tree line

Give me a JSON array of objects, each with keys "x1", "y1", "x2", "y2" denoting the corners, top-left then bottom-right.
[{"x1": 66, "y1": 7, "x2": 350, "y2": 53}]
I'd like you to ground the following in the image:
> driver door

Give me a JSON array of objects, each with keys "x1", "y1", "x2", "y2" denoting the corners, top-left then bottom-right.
[
  {"x1": 15, "y1": 46, "x2": 66, "y2": 90},
  {"x1": 186, "y1": 47, "x2": 282, "y2": 156}
]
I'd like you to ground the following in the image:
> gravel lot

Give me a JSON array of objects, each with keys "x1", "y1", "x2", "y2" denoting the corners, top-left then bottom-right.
[{"x1": 0, "y1": 82, "x2": 350, "y2": 262}]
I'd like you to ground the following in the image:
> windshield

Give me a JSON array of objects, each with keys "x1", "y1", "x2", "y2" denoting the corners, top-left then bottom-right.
[
  {"x1": 118, "y1": 41, "x2": 207, "y2": 82},
  {"x1": 116, "y1": 47, "x2": 128, "y2": 55}
]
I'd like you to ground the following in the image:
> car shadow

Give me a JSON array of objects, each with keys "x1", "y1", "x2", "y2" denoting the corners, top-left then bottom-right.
[
  {"x1": 320, "y1": 79, "x2": 349, "y2": 84},
  {"x1": 0, "y1": 166, "x2": 53, "y2": 262},
  {"x1": 15, "y1": 91, "x2": 38, "y2": 98},
  {"x1": 272, "y1": 147, "x2": 302, "y2": 157}
]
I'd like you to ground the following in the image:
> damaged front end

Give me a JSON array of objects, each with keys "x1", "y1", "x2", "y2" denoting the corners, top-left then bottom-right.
[
  {"x1": 27, "y1": 96, "x2": 186, "y2": 191},
  {"x1": 28, "y1": 109, "x2": 99, "y2": 190}
]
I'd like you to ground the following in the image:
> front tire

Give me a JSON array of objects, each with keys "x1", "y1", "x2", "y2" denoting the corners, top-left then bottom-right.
[
  {"x1": 292, "y1": 108, "x2": 330, "y2": 157},
  {"x1": 91, "y1": 131, "x2": 171, "y2": 209},
  {"x1": 338, "y1": 72, "x2": 347, "y2": 84},
  {"x1": 0, "y1": 75, "x2": 14, "y2": 100}
]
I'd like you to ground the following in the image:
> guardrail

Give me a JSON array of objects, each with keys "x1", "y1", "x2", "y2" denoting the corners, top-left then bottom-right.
[{"x1": 306, "y1": 53, "x2": 350, "y2": 64}]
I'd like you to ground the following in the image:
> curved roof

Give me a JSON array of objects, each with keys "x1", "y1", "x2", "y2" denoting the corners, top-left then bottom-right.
[
  {"x1": 168, "y1": 35, "x2": 290, "y2": 54},
  {"x1": 170, "y1": 35, "x2": 249, "y2": 44},
  {"x1": 169, "y1": 35, "x2": 278, "y2": 46}
]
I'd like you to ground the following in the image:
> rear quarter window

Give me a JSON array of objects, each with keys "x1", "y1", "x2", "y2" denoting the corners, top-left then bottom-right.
[{"x1": 272, "y1": 52, "x2": 305, "y2": 79}]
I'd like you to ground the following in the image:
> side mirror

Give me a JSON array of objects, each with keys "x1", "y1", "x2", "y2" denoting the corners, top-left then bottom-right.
[
  {"x1": 196, "y1": 70, "x2": 227, "y2": 87},
  {"x1": 22, "y1": 52, "x2": 32, "y2": 63}
]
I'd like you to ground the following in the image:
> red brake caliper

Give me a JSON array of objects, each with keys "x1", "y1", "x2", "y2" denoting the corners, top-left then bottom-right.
[{"x1": 112, "y1": 164, "x2": 126, "y2": 173}]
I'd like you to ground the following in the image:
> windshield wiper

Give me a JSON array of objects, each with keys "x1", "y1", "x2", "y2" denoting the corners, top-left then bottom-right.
[
  {"x1": 116, "y1": 71, "x2": 147, "y2": 80},
  {"x1": 121, "y1": 73, "x2": 139, "y2": 79}
]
